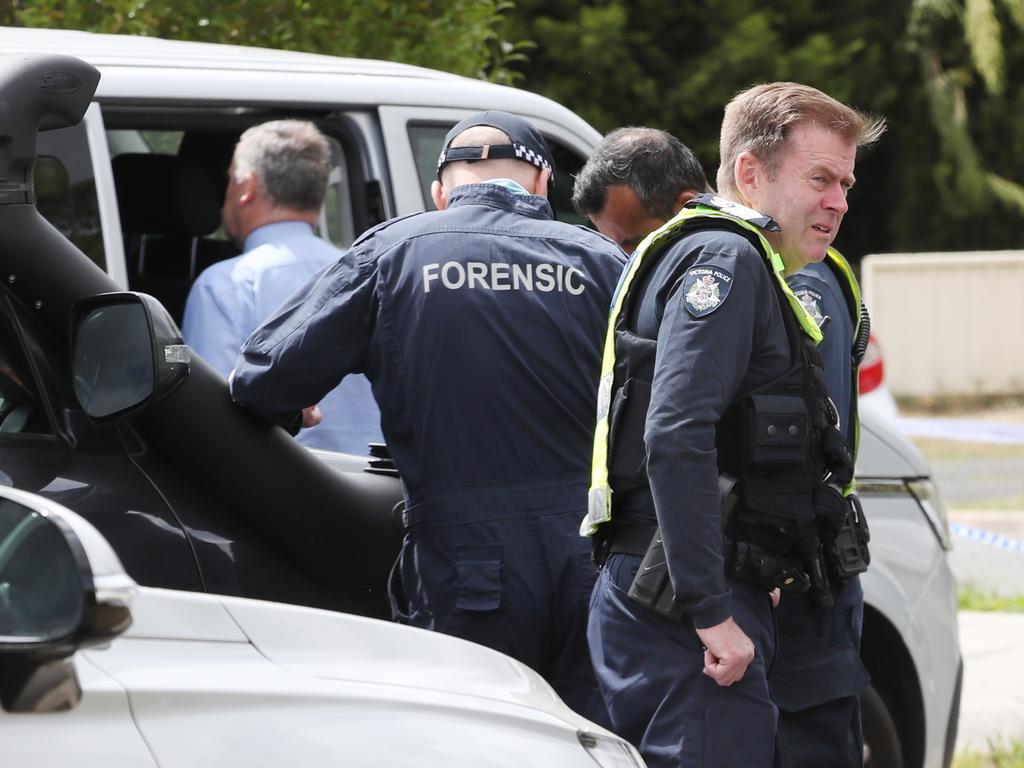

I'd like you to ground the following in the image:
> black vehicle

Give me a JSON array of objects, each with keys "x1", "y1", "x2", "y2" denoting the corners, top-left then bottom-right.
[{"x1": 0, "y1": 53, "x2": 403, "y2": 622}]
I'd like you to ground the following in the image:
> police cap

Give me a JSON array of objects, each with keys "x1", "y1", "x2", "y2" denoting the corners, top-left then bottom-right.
[{"x1": 436, "y1": 110, "x2": 555, "y2": 185}]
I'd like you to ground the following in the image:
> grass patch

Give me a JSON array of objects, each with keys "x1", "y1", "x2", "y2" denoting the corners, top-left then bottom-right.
[
  {"x1": 910, "y1": 437, "x2": 1024, "y2": 463},
  {"x1": 954, "y1": 737, "x2": 1024, "y2": 767},
  {"x1": 898, "y1": 393, "x2": 1024, "y2": 416},
  {"x1": 950, "y1": 493, "x2": 1024, "y2": 511},
  {"x1": 958, "y1": 585, "x2": 1024, "y2": 613}
]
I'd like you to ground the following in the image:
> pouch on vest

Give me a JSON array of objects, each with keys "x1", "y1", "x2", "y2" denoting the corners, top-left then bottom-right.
[
  {"x1": 827, "y1": 492, "x2": 871, "y2": 580},
  {"x1": 608, "y1": 377, "x2": 652, "y2": 487},
  {"x1": 743, "y1": 394, "x2": 809, "y2": 472}
]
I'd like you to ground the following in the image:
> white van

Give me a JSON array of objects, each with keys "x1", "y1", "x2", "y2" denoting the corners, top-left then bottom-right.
[{"x1": 0, "y1": 27, "x2": 960, "y2": 768}]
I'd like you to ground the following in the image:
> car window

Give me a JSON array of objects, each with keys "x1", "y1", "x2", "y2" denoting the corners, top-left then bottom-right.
[
  {"x1": 407, "y1": 123, "x2": 589, "y2": 225},
  {"x1": 102, "y1": 114, "x2": 359, "y2": 323},
  {"x1": 34, "y1": 123, "x2": 105, "y2": 272}
]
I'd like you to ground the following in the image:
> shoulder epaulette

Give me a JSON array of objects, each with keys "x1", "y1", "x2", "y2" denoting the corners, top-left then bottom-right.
[
  {"x1": 687, "y1": 193, "x2": 781, "y2": 232},
  {"x1": 350, "y1": 211, "x2": 424, "y2": 248}
]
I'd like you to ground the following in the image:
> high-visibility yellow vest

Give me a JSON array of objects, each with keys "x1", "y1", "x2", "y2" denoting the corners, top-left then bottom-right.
[
  {"x1": 582, "y1": 196, "x2": 831, "y2": 536},
  {"x1": 818, "y1": 246, "x2": 864, "y2": 481}
]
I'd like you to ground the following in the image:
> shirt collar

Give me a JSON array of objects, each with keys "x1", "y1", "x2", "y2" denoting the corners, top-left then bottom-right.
[
  {"x1": 243, "y1": 220, "x2": 316, "y2": 253},
  {"x1": 446, "y1": 183, "x2": 553, "y2": 220}
]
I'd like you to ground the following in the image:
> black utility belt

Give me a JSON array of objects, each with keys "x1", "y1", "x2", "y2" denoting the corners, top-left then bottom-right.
[{"x1": 596, "y1": 488, "x2": 870, "y2": 622}]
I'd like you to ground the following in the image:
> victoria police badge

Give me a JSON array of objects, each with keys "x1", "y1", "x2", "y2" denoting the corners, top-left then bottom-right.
[
  {"x1": 794, "y1": 287, "x2": 826, "y2": 327},
  {"x1": 681, "y1": 265, "x2": 733, "y2": 317}
]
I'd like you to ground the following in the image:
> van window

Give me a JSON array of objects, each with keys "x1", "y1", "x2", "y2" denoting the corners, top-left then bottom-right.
[
  {"x1": 407, "y1": 123, "x2": 589, "y2": 225},
  {"x1": 107, "y1": 129, "x2": 184, "y2": 157},
  {"x1": 34, "y1": 123, "x2": 105, "y2": 271},
  {"x1": 106, "y1": 126, "x2": 353, "y2": 249},
  {"x1": 102, "y1": 111, "x2": 360, "y2": 324}
]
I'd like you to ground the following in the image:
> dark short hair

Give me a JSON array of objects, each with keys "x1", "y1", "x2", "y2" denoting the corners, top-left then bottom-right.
[{"x1": 572, "y1": 127, "x2": 709, "y2": 221}]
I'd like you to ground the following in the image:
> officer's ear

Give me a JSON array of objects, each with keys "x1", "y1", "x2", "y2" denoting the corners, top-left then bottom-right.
[
  {"x1": 531, "y1": 168, "x2": 552, "y2": 198},
  {"x1": 430, "y1": 179, "x2": 448, "y2": 211},
  {"x1": 673, "y1": 189, "x2": 699, "y2": 215},
  {"x1": 735, "y1": 152, "x2": 764, "y2": 207}
]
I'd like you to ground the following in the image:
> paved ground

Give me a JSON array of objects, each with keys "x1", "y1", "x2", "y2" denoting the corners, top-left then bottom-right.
[
  {"x1": 896, "y1": 410, "x2": 1024, "y2": 755},
  {"x1": 955, "y1": 611, "x2": 1024, "y2": 751}
]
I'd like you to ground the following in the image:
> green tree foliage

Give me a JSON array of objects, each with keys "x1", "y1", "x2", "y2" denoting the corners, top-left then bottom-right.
[
  {"x1": 9, "y1": 0, "x2": 528, "y2": 83},
  {"x1": 503, "y1": 0, "x2": 1024, "y2": 258}
]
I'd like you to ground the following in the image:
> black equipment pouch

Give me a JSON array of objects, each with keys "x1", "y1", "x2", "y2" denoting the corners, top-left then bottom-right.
[
  {"x1": 625, "y1": 476, "x2": 743, "y2": 622},
  {"x1": 827, "y1": 492, "x2": 871, "y2": 580},
  {"x1": 607, "y1": 376, "x2": 652, "y2": 487},
  {"x1": 821, "y1": 424, "x2": 854, "y2": 487},
  {"x1": 626, "y1": 528, "x2": 686, "y2": 621},
  {"x1": 724, "y1": 539, "x2": 810, "y2": 594},
  {"x1": 743, "y1": 394, "x2": 809, "y2": 471}
]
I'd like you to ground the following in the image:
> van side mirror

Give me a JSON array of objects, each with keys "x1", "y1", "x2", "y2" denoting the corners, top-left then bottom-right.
[
  {"x1": 0, "y1": 487, "x2": 135, "y2": 712},
  {"x1": 70, "y1": 292, "x2": 190, "y2": 420}
]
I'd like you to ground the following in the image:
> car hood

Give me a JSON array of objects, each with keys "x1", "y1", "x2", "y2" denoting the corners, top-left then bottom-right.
[
  {"x1": 124, "y1": 588, "x2": 582, "y2": 725},
  {"x1": 857, "y1": 409, "x2": 930, "y2": 479}
]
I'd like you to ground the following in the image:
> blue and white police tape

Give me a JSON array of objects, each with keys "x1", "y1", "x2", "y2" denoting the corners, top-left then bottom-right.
[{"x1": 950, "y1": 522, "x2": 1024, "y2": 554}]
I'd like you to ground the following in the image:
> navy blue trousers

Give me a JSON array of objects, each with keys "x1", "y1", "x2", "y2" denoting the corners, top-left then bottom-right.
[
  {"x1": 770, "y1": 575, "x2": 868, "y2": 768},
  {"x1": 388, "y1": 507, "x2": 608, "y2": 725},
  {"x1": 589, "y1": 553, "x2": 777, "y2": 768}
]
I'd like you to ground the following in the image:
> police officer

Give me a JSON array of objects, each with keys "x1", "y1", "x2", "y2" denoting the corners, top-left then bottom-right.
[
  {"x1": 572, "y1": 127, "x2": 710, "y2": 254},
  {"x1": 229, "y1": 111, "x2": 626, "y2": 721},
  {"x1": 582, "y1": 83, "x2": 884, "y2": 767},
  {"x1": 773, "y1": 251, "x2": 871, "y2": 768},
  {"x1": 575, "y1": 126, "x2": 873, "y2": 767}
]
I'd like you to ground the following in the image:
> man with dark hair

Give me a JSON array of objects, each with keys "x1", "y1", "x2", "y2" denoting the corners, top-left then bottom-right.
[
  {"x1": 182, "y1": 120, "x2": 382, "y2": 455},
  {"x1": 584, "y1": 84, "x2": 883, "y2": 767},
  {"x1": 229, "y1": 111, "x2": 625, "y2": 721},
  {"x1": 572, "y1": 127, "x2": 709, "y2": 254}
]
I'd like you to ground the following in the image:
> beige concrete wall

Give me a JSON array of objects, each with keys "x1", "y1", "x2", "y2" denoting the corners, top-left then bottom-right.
[{"x1": 861, "y1": 251, "x2": 1024, "y2": 397}]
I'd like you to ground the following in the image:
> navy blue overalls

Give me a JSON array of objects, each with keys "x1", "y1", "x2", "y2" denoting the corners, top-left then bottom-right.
[
  {"x1": 773, "y1": 260, "x2": 869, "y2": 768},
  {"x1": 230, "y1": 183, "x2": 626, "y2": 722}
]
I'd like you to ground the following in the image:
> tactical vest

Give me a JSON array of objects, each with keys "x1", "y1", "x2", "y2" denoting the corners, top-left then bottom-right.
[
  {"x1": 817, "y1": 246, "x2": 870, "y2": 475},
  {"x1": 582, "y1": 195, "x2": 849, "y2": 537}
]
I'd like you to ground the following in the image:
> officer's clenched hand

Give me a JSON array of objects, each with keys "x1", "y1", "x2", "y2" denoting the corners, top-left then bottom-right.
[{"x1": 695, "y1": 617, "x2": 755, "y2": 686}]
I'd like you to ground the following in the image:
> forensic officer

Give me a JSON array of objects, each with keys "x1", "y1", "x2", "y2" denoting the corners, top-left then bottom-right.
[
  {"x1": 773, "y1": 251, "x2": 872, "y2": 768},
  {"x1": 582, "y1": 83, "x2": 884, "y2": 767},
  {"x1": 229, "y1": 111, "x2": 626, "y2": 721}
]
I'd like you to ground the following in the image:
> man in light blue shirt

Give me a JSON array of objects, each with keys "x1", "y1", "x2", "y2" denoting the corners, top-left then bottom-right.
[{"x1": 182, "y1": 120, "x2": 382, "y2": 454}]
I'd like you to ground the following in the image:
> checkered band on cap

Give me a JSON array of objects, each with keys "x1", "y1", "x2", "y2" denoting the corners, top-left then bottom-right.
[
  {"x1": 512, "y1": 142, "x2": 552, "y2": 173},
  {"x1": 436, "y1": 141, "x2": 552, "y2": 175},
  {"x1": 436, "y1": 110, "x2": 556, "y2": 186}
]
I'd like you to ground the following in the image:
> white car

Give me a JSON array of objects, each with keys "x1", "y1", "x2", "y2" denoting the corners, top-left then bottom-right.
[
  {"x1": 0, "y1": 29, "x2": 959, "y2": 768},
  {"x1": 0, "y1": 487, "x2": 640, "y2": 768}
]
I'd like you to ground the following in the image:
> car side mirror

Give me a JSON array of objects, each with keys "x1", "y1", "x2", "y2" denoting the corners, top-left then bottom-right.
[
  {"x1": 70, "y1": 292, "x2": 190, "y2": 420},
  {"x1": 0, "y1": 486, "x2": 135, "y2": 713}
]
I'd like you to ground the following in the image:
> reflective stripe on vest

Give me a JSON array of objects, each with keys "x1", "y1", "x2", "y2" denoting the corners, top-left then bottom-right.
[
  {"x1": 582, "y1": 205, "x2": 824, "y2": 536},
  {"x1": 824, "y1": 246, "x2": 862, "y2": 495}
]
